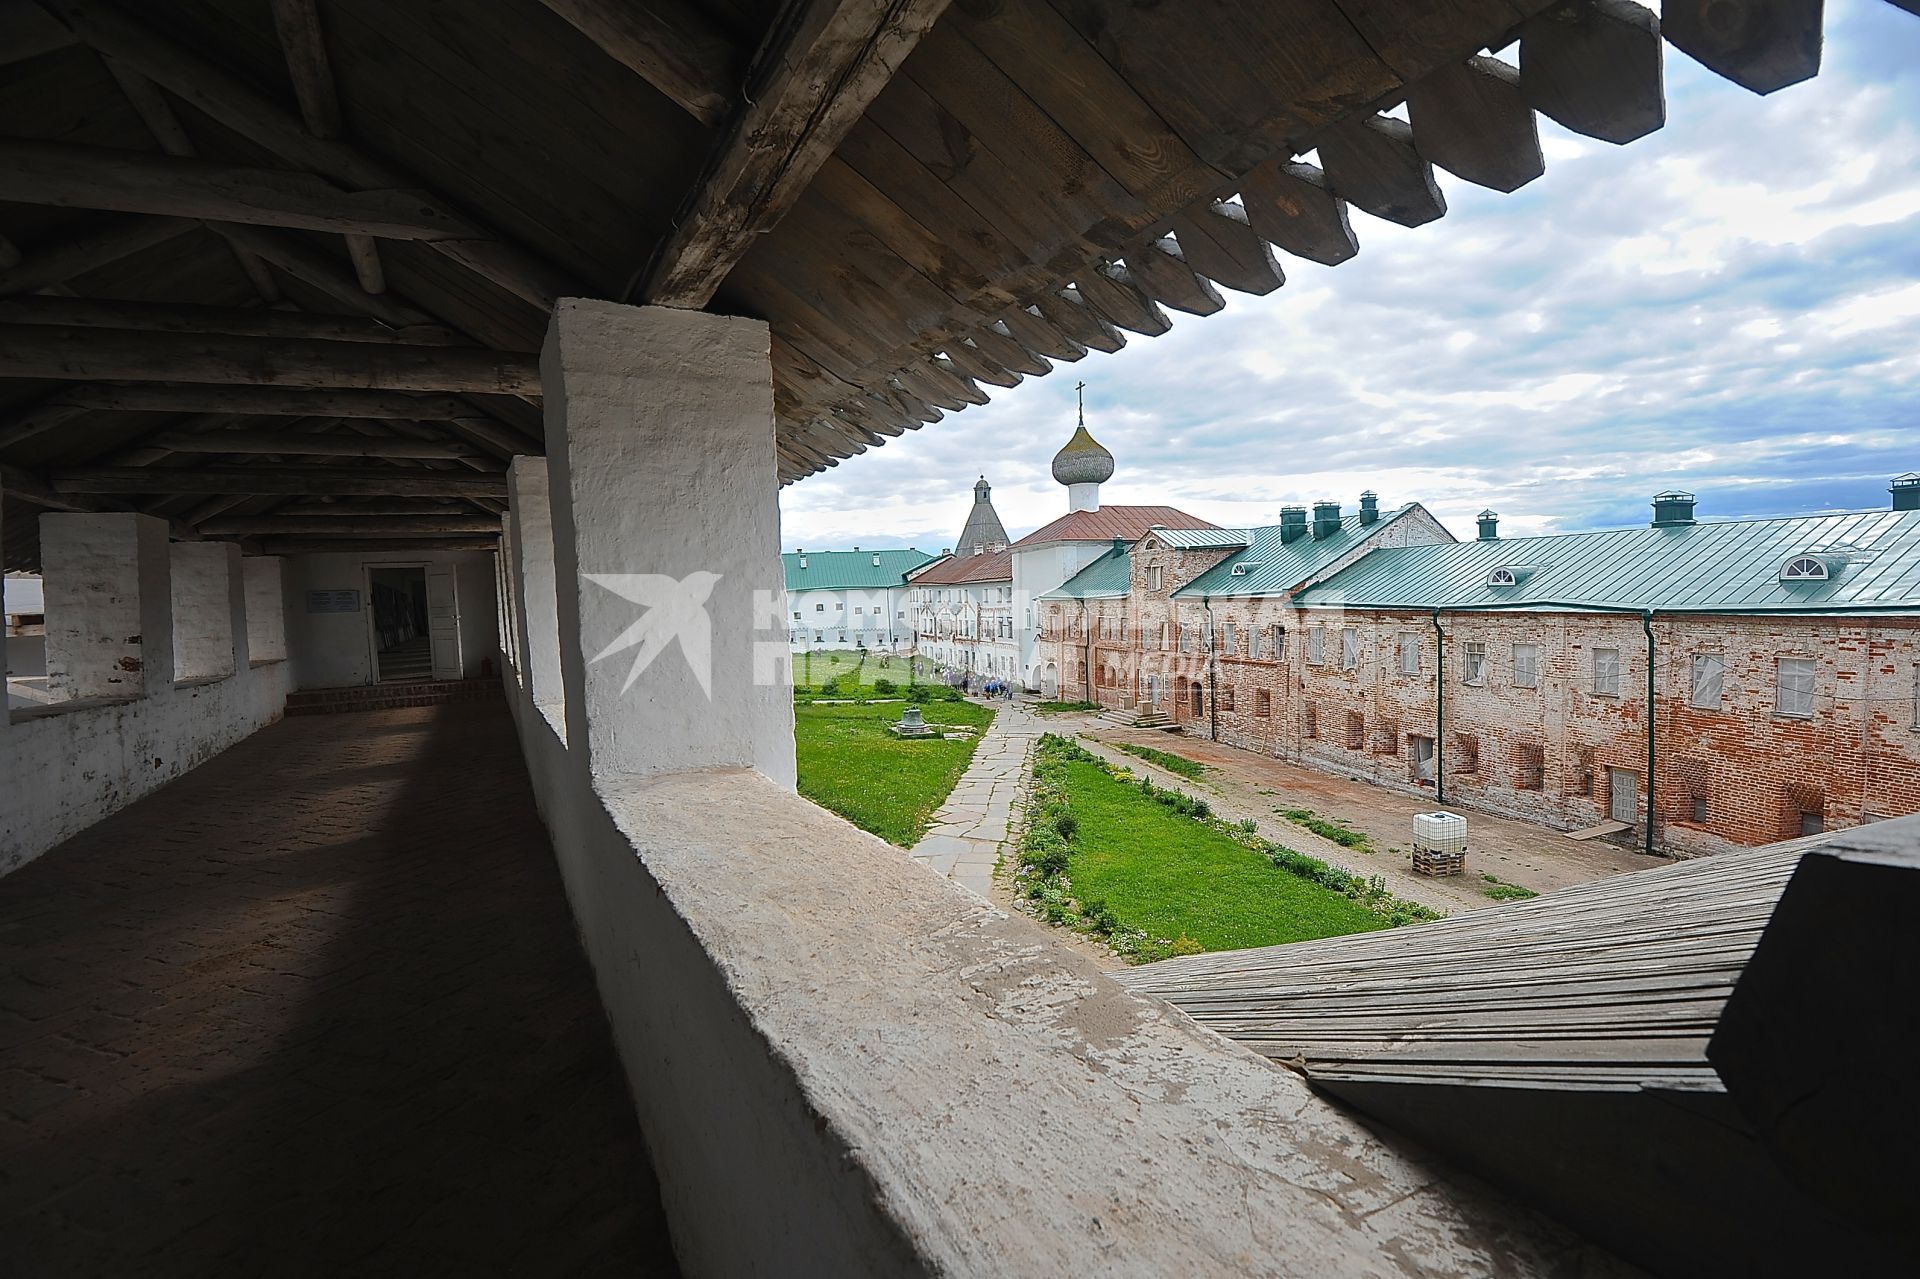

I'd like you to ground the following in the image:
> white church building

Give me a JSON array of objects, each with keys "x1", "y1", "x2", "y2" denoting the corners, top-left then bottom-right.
[
  {"x1": 910, "y1": 418, "x2": 1215, "y2": 690},
  {"x1": 784, "y1": 547, "x2": 935, "y2": 652}
]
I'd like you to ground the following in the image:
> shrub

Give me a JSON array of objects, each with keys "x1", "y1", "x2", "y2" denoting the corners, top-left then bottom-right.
[
  {"x1": 1053, "y1": 812, "x2": 1079, "y2": 841},
  {"x1": 873, "y1": 677, "x2": 897, "y2": 695},
  {"x1": 907, "y1": 684, "x2": 933, "y2": 704},
  {"x1": 820, "y1": 677, "x2": 841, "y2": 695},
  {"x1": 1168, "y1": 934, "x2": 1205, "y2": 958}
]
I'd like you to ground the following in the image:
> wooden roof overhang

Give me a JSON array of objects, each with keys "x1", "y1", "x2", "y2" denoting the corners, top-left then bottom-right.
[{"x1": 0, "y1": 0, "x2": 1873, "y2": 570}]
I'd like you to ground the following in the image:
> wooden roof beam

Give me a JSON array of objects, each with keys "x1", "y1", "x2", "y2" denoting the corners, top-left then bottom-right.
[
  {"x1": 0, "y1": 296, "x2": 464, "y2": 344},
  {"x1": 38, "y1": 0, "x2": 576, "y2": 309},
  {"x1": 1237, "y1": 160, "x2": 1358, "y2": 267},
  {"x1": 0, "y1": 140, "x2": 487, "y2": 242},
  {"x1": 0, "y1": 215, "x2": 194, "y2": 296},
  {"x1": 202, "y1": 513, "x2": 501, "y2": 536},
  {"x1": 536, "y1": 0, "x2": 739, "y2": 127},
  {"x1": 50, "y1": 465, "x2": 509, "y2": 497},
  {"x1": 0, "y1": 326, "x2": 541, "y2": 394},
  {"x1": 642, "y1": 0, "x2": 954, "y2": 308},
  {"x1": 1519, "y1": 0, "x2": 1667, "y2": 145},
  {"x1": 100, "y1": 58, "x2": 284, "y2": 302},
  {"x1": 146, "y1": 429, "x2": 485, "y2": 460},
  {"x1": 1, "y1": 0, "x2": 75, "y2": 66},
  {"x1": 1124, "y1": 238, "x2": 1225, "y2": 317},
  {"x1": 256, "y1": 536, "x2": 498, "y2": 554},
  {"x1": 1407, "y1": 56, "x2": 1546, "y2": 194},
  {"x1": 1662, "y1": 0, "x2": 1822, "y2": 96},
  {"x1": 1316, "y1": 117, "x2": 1447, "y2": 228},
  {"x1": 268, "y1": 0, "x2": 387, "y2": 294}
]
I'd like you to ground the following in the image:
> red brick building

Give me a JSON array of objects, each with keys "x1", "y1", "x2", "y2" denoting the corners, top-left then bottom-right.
[{"x1": 1043, "y1": 487, "x2": 1920, "y2": 856}]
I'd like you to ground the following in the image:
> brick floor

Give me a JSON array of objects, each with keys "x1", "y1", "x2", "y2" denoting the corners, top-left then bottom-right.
[{"x1": 0, "y1": 702, "x2": 679, "y2": 1278}]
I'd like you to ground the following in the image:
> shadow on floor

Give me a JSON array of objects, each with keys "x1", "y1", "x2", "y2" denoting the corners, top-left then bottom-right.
[{"x1": 0, "y1": 702, "x2": 679, "y2": 1277}]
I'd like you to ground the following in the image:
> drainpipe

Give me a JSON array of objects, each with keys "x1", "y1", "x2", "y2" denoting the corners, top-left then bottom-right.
[
  {"x1": 1203, "y1": 595, "x2": 1219, "y2": 741},
  {"x1": 1431, "y1": 608, "x2": 1447, "y2": 804},
  {"x1": 1643, "y1": 609, "x2": 1657, "y2": 858}
]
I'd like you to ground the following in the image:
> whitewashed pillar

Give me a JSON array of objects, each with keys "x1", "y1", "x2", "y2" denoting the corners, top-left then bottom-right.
[
  {"x1": 41, "y1": 512, "x2": 173, "y2": 701},
  {"x1": 242, "y1": 557, "x2": 288, "y2": 662},
  {"x1": 508, "y1": 455, "x2": 566, "y2": 716},
  {"x1": 543, "y1": 298, "x2": 794, "y2": 787},
  {"x1": 170, "y1": 541, "x2": 245, "y2": 681}
]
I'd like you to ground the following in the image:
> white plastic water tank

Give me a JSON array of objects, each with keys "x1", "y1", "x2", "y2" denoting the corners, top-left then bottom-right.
[{"x1": 1414, "y1": 811, "x2": 1467, "y2": 854}]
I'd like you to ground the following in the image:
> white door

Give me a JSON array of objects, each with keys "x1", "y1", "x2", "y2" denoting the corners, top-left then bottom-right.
[
  {"x1": 427, "y1": 566, "x2": 462, "y2": 680},
  {"x1": 1609, "y1": 768, "x2": 1638, "y2": 824}
]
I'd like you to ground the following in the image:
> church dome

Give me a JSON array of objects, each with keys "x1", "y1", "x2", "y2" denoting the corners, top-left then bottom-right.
[{"x1": 1051, "y1": 425, "x2": 1115, "y2": 486}]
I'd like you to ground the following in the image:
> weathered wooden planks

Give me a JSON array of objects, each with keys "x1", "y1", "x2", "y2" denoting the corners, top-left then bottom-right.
[
  {"x1": 535, "y1": 0, "x2": 739, "y2": 126},
  {"x1": 1520, "y1": 0, "x2": 1667, "y2": 145},
  {"x1": 50, "y1": 464, "x2": 509, "y2": 496},
  {"x1": 1406, "y1": 56, "x2": 1545, "y2": 193},
  {"x1": 1661, "y1": 0, "x2": 1823, "y2": 95}
]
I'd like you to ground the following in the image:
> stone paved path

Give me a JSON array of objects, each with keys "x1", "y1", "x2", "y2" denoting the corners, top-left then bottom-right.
[
  {"x1": 911, "y1": 702, "x2": 1043, "y2": 898},
  {"x1": 0, "y1": 702, "x2": 678, "y2": 1278}
]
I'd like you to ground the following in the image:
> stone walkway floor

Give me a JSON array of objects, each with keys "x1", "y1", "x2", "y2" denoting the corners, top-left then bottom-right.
[
  {"x1": 911, "y1": 701, "x2": 1043, "y2": 898},
  {"x1": 0, "y1": 702, "x2": 678, "y2": 1278}
]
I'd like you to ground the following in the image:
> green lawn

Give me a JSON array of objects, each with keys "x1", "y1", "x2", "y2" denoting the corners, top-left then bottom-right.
[
  {"x1": 795, "y1": 698, "x2": 994, "y2": 846},
  {"x1": 1061, "y1": 758, "x2": 1387, "y2": 952},
  {"x1": 792, "y1": 649, "x2": 928, "y2": 696},
  {"x1": 1113, "y1": 741, "x2": 1207, "y2": 780}
]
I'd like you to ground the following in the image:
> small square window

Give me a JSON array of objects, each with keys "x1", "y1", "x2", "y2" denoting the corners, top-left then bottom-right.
[{"x1": 1692, "y1": 795, "x2": 1709, "y2": 824}]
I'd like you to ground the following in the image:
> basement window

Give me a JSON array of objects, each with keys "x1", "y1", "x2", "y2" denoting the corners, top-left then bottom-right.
[
  {"x1": 1454, "y1": 733, "x2": 1480, "y2": 774},
  {"x1": 1346, "y1": 710, "x2": 1365, "y2": 750},
  {"x1": 1221, "y1": 686, "x2": 1235, "y2": 712},
  {"x1": 1304, "y1": 703, "x2": 1318, "y2": 738},
  {"x1": 1516, "y1": 742, "x2": 1545, "y2": 791},
  {"x1": 1255, "y1": 688, "x2": 1271, "y2": 717}
]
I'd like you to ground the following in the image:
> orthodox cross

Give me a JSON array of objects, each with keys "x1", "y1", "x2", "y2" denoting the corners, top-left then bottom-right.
[{"x1": 1075, "y1": 380, "x2": 1086, "y2": 427}]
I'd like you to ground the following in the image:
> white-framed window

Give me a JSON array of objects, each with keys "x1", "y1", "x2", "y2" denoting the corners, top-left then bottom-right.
[
  {"x1": 1593, "y1": 647, "x2": 1621, "y2": 697},
  {"x1": 1691, "y1": 653, "x2": 1725, "y2": 710},
  {"x1": 1462, "y1": 641, "x2": 1486, "y2": 686},
  {"x1": 1780, "y1": 556, "x2": 1830, "y2": 582},
  {"x1": 1513, "y1": 643, "x2": 1538, "y2": 688},
  {"x1": 1180, "y1": 625, "x2": 1194, "y2": 654},
  {"x1": 1399, "y1": 633, "x2": 1419, "y2": 676},
  {"x1": 1777, "y1": 657, "x2": 1815, "y2": 717},
  {"x1": 1223, "y1": 623, "x2": 1236, "y2": 655},
  {"x1": 1309, "y1": 625, "x2": 1326, "y2": 665},
  {"x1": 792, "y1": 611, "x2": 801, "y2": 621},
  {"x1": 1341, "y1": 628, "x2": 1359, "y2": 670},
  {"x1": 1146, "y1": 565, "x2": 1163, "y2": 591},
  {"x1": 1270, "y1": 624, "x2": 1286, "y2": 661},
  {"x1": 815, "y1": 602, "x2": 824, "y2": 612},
  {"x1": 853, "y1": 606, "x2": 863, "y2": 615}
]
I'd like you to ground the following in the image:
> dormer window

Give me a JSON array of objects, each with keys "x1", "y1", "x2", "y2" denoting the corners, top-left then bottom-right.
[
  {"x1": 798, "y1": 556, "x2": 807, "y2": 569},
  {"x1": 871, "y1": 554, "x2": 881, "y2": 566},
  {"x1": 1487, "y1": 568, "x2": 1516, "y2": 587},
  {"x1": 1230, "y1": 561, "x2": 1257, "y2": 576},
  {"x1": 1780, "y1": 556, "x2": 1830, "y2": 582}
]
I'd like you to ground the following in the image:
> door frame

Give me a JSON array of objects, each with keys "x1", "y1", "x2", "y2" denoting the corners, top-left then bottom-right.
[{"x1": 362, "y1": 560, "x2": 431, "y2": 686}]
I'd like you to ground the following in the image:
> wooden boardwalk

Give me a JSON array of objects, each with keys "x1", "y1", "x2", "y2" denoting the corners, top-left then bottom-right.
[{"x1": 1119, "y1": 841, "x2": 1818, "y2": 1091}]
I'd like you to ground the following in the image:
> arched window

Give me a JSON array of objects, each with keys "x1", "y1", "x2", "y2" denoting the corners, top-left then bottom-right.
[
  {"x1": 1487, "y1": 568, "x2": 1517, "y2": 587},
  {"x1": 1780, "y1": 556, "x2": 1830, "y2": 582}
]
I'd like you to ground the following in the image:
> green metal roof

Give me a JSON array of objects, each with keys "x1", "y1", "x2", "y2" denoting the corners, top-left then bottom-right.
[
  {"x1": 1149, "y1": 528, "x2": 1252, "y2": 551},
  {"x1": 783, "y1": 548, "x2": 934, "y2": 593},
  {"x1": 1294, "y1": 509, "x2": 1920, "y2": 614},
  {"x1": 1044, "y1": 544, "x2": 1134, "y2": 599},
  {"x1": 1174, "y1": 504, "x2": 1424, "y2": 598}
]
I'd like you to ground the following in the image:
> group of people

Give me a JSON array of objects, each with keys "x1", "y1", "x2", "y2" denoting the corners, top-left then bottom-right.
[{"x1": 939, "y1": 667, "x2": 1021, "y2": 702}]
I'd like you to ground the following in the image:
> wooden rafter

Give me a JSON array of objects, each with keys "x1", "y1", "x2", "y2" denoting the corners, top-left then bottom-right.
[
  {"x1": 37, "y1": 0, "x2": 575, "y2": 309},
  {"x1": 0, "y1": 140, "x2": 485, "y2": 242},
  {"x1": 146, "y1": 430, "x2": 485, "y2": 460},
  {"x1": 536, "y1": 0, "x2": 739, "y2": 126},
  {"x1": 0, "y1": 215, "x2": 194, "y2": 296},
  {"x1": 50, "y1": 465, "x2": 509, "y2": 497},
  {"x1": 201, "y1": 513, "x2": 501, "y2": 535},
  {"x1": 0, "y1": 326, "x2": 541, "y2": 393},
  {"x1": 642, "y1": 0, "x2": 953, "y2": 307},
  {"x1": 0, "y1": 296, "x2": 463, "y2": 344}
]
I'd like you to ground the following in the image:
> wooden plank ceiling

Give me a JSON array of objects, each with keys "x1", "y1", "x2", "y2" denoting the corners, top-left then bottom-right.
[{"x1": 0, "y1": 0, "x2": 1872, "y2": 569}]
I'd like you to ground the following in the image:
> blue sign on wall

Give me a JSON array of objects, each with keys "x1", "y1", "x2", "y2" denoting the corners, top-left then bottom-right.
[{"x1": 306, "y1": 589, "x2": 362, "y2": 614}]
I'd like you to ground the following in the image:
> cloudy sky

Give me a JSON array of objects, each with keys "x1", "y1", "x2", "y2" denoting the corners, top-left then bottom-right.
[{"x1": 781, "y1": 0, "x2": 1920, "y2": 553}]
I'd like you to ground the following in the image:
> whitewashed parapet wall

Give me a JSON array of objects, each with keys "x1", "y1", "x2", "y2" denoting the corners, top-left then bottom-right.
[
  {"x1": 0, "y1": 511, "x2": 292, "y2": 875},
  {"x1": 505, "y1": 298, "x2": 1622, "y2": 1277}
]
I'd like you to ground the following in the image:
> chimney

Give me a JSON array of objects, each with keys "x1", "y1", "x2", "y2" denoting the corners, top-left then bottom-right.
[
  {"x1": 1477, "y1": 510, "x2": 1499, "y2": 541},
  {"x1": 1279, "y1": 506, "x2": 1308, "y2": 543},
  {"x1": 1893, "y1": 473, "x2": 1920, "y2": 512},
  {"x1": 1652, "y1": 490, "x2": 1697, "y2": 527},
  {"x1": 1311, "y1": 500, "x2": 1341, "y2": 540},
  {"x1": 1359, "y1": 490, "x2": 1379, "y2": 526}
]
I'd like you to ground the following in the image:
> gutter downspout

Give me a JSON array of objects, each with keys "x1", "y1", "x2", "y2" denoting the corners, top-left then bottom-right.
[
  {"x1": 1203, "y1": 595, "x2": 1219, "y2": 741},
  {"x1": 1431, "y1": 608, "x2": 1446, "y2": 804},
  {"x1": 1643, "y1": 609, "x2": 1657, "y2": 858}
]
